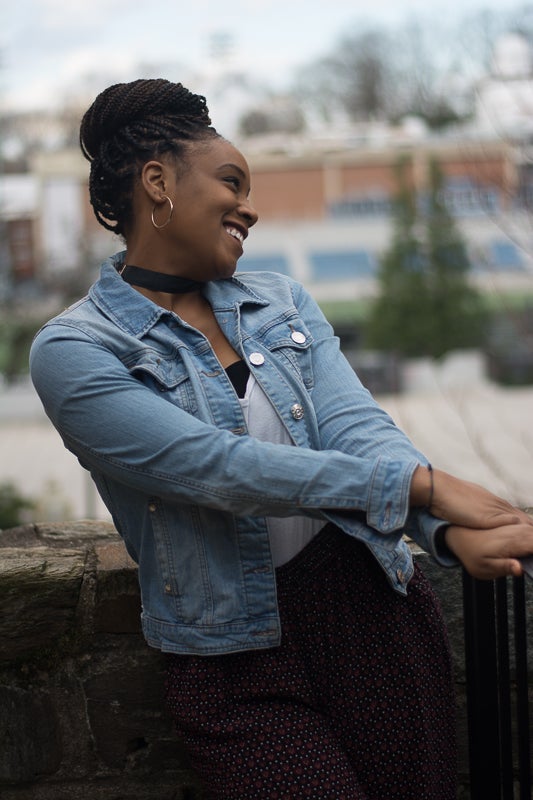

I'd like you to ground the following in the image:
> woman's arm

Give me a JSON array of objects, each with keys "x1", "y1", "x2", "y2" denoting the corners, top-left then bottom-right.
[
  {"x1": 29, "y1": 322, "x2": 418, "y2": 528},
  {"x1": 289, "y1": 280, "x2": 533, "y2": 570}
]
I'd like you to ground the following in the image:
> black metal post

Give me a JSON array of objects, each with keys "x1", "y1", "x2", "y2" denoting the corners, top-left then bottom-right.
[
  {"x1": 513, "y1": 576, "x2": 531, "y2": 800},
  {"x1": 495, "y1": 578, "x2": 513, "y2": 799},
  {"x1": 462, "y1": 571, "x2": 502, "y2": 799}
]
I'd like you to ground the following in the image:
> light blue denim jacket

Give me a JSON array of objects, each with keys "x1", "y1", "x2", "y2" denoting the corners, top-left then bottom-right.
[{"x1": 30, "y1": 253, "x2": 453, "y2": 655}]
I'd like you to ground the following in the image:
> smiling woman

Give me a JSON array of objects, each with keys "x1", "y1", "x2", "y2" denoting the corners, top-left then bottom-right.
[{"x1": 29, "y1": 77, "x2": 533, "y2": 800}]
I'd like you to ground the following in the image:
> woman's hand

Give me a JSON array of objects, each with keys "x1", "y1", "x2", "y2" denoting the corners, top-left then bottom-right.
[
  {"x1": 411, "y1": 466, "x2": 533, "y2": 530},
  {"x1": 444, "y1": 523, "x2": 533, "y2": 580}
]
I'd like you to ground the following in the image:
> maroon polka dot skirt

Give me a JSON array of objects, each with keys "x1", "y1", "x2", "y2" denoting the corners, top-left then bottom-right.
[{"x1": 165, "y1": 524, "x2": 457, "y2": 799}]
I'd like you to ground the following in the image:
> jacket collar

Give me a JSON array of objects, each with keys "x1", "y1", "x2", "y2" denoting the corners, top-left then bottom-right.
[{"x1": 90, "y1": 252, "x2": 269, "y2": 338}]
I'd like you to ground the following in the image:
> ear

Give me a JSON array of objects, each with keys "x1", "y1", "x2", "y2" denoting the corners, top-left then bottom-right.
[{"x1": 140, "y1": 160, "x2": 172, "y2": 203}]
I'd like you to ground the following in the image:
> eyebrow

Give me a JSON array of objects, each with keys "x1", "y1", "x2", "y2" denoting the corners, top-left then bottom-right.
[{"x1": 218, "y1": 163, "x2": 247, "y2": 178}]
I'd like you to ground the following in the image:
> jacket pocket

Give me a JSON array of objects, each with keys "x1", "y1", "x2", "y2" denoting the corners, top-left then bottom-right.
[
  {"x1": 127, "y1": 349, "x2": 198, "y2": 414},
  {"x1": 257, "y1": 315, "x2": 315, "y2": 389}
]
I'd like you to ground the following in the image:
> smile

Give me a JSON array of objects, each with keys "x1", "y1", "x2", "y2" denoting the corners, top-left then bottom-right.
[{"x1": 224, "y1": 225, "x2": 244, "y2": 245}]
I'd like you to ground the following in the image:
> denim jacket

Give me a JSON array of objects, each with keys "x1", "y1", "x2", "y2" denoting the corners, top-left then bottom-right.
[{"x1": 30, "y1": 253, "x2": 453, "y2": 655}]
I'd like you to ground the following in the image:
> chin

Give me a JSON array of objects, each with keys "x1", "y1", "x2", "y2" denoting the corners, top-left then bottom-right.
[{"x1": 216, "y1": 263, "x2": 238, "y2": 280}]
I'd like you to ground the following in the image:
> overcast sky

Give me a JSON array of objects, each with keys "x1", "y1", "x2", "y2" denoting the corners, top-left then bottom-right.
[{"x1": 2, "y1": 0, "x2": 527, "y2": 112}]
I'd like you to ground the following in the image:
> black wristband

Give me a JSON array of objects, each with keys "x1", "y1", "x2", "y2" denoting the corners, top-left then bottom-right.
[{"x1": 426, "y1": 464, "x2": 434, "y2": 510}]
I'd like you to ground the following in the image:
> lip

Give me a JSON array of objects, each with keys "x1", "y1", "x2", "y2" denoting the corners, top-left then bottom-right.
[{"x1": 223, "y1": 221, "x2": 248, "y2": 242}]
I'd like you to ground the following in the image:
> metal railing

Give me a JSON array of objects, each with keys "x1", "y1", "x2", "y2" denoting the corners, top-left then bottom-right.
[{"x1": 463, "y1": 572, "x2": 532, "y2": 799}]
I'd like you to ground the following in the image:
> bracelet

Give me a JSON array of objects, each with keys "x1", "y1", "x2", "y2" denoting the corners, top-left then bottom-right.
[{"x1": 426, "y1": 464, "x2": 434, "y2": 510}]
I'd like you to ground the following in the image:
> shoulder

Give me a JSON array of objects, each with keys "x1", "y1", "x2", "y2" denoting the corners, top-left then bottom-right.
[{"x1": 31, "y1": 295, "x2": 100, "y2": 346}]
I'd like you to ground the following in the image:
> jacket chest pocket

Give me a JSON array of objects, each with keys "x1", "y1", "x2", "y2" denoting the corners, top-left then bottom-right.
[
  {"x1": 259, "y1": 317, "x2": 314, "y2": 390},
  {"x1": 127, "y1": 351, "x2": 198, "y2": 415}
]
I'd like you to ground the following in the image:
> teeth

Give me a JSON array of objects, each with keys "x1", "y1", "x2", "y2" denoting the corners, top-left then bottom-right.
[{"x1": 225, "y1": 226, "x2": 244, "y2": 244}]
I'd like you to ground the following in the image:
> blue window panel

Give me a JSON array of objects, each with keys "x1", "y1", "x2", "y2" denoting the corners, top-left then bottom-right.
[
  {"x1": 328, "y1": 196, "x2": 392, "y2": 217},
  {"x1": 489, "y1": 240, "x2": 525, "y2": 271},
  {"x1": 438, "y1": 177, "x2": 501, "y2": 216},
  {"x1": 237, "y1": 254, "x2": 290, "y2": 275},
  {"x1": 309, "y1": 250, "x2": 377, "y2": 281}
]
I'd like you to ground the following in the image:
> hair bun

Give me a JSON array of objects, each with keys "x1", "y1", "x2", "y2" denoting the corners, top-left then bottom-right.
[{"x1": 80, "y1": 78, "x2": 212, "y2": 160}]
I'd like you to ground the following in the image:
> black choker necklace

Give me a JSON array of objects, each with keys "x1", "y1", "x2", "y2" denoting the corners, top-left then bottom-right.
[{"x1": 119, "y1": 264, "x2": 204, "y2": 293}]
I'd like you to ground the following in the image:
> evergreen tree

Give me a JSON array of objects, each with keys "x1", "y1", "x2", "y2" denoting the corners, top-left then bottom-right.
[
  {"x1": 366, "y1": 157, "x2": 486, "y2": 358},
  {"x1": 424, "y1": 158, "x2": 486, "y2": 356}
]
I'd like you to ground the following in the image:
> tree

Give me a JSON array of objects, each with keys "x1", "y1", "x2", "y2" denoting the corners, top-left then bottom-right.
[
  {"x1": 239, "y1": 99, "x2": 305, "y2": 138},
  {"x1": 295, "y1": 28, "x2": 397, "y2": 123},
  {"x1": 294, "y1": 20, "x2": 477, "y2": 128},
  {"x1": 365, "y1": 158, "x2": 431, "y2": 355},
  {"x1": 0, "y1": 481, "x2": 35, "y2": 530},
  {"x1": 366, "y1": 157, "x2": 487, "y2": 358},
  {"x1": 424, "y1": 158, "x2": 487, "y2": 355}
]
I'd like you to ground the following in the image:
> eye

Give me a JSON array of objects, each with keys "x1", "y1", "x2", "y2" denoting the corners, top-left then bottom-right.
[{"x1": 223, "y1": 176, "x2": 240, "y2": 189}]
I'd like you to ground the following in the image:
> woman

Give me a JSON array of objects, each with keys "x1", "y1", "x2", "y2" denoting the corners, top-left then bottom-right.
[{"x1": 30, "y1": 79, "x2": 533, "y2": 799}]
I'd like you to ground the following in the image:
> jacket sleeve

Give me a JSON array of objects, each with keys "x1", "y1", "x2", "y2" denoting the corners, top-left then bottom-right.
[
  {"x1": 289, "y1": 280, "x2": 456, "y2": 565},
  {"x1": 30, "y1": 319, "x2": 420, "y2": 534}
]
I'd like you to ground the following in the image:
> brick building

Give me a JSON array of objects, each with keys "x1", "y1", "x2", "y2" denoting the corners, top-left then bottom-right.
[{"x1": 0, "y1": 131, "x2": 532, "y2": 305}]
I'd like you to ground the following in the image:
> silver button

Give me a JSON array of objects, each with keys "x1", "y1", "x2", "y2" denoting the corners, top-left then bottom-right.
[
  {"x1": 291, "y1": 403, "x2": 305, "y2": 420},
  {"x1": 291, "y1": 331, "x2": 306, "y2": 344},
  {"x1": 249, "y1": 352, "x2": 265, "y2": 366}
]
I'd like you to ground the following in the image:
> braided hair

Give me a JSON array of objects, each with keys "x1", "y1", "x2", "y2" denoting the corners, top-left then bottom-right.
[{"x1": 79, "y1": 78, "x2": 219, "y2": 236}]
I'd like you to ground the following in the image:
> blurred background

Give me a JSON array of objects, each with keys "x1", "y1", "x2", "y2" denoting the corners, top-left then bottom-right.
[{"x1": 1, "y1": 0, "x2": 533, "y2": 526}]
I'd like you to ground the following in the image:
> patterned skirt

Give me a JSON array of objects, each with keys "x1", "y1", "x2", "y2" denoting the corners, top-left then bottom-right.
[{"x1": 165, "y1": 523, "x2": 457, "y2": 799}]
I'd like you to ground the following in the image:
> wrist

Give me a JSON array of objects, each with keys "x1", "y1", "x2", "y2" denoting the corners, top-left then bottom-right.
[
  {"x1": 443, "y1": 525, "x2": 463, "y2": 559},
  {"x1": 410, "y1": 465, "x2": 434, "y2": 508},
  {"x1": 435, "y1": 524, "x2": 453, "y2": 559}
]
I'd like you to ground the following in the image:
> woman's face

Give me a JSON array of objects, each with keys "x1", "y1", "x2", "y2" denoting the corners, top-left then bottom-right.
[{"x1": 161, "y1": 138, "x2": 259, "y2": 281}]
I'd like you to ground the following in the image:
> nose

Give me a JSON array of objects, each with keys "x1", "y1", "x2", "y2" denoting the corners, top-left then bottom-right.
[{"x1": 238, "y1": 198, "x2": 259, "y2": 229}]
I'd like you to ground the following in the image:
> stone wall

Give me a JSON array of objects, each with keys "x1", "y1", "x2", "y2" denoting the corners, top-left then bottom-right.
[{"x1": 0, "y1": 521, "x2": 531, "y2": 799}]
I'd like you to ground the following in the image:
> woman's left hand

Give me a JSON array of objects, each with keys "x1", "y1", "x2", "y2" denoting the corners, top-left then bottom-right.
[{"x1": 444, "y1": 522, "x2": 533, "y2": 580}]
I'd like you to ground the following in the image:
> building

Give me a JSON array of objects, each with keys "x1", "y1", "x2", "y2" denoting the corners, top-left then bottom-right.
[{"x1": 1, "y1": 32, "x2": 533, "y2": 307}]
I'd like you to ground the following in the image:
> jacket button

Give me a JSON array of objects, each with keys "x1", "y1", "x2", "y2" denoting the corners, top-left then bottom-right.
[
  {"x1": 148, "y1": 502, "x2": 157, "y2": 512},
  {"x1": 291, "y1": 331, "x2": 306, "y2": 344},
  {"x1": 291, "y1": 403, "x2": 305, "y2": 420},
  {"x1": 397, "y1": 569, "x2": 405, "y2": 584},
  {"x1": 249, "y1": 352, "x2": 265, "y2": 366}
]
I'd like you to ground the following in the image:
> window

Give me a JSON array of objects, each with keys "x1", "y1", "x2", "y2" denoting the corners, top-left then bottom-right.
[
  {"x1": 237, "y1": 254, "x2": 291, "y2": 275},
  {"x1": 309, "y1": 250, "x2": 377, "y2": 281},
  {"x1": 489, "y1": 240, "x2": 525, "y2": 271}
]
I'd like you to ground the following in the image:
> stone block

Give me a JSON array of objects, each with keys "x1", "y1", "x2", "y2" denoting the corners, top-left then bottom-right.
[
  {"x1": 94, "y1": 541, "x2": 142, "y2": 634},
  {"x1": 0, "y1": 685, "x2": 62, "y2": 783},
  {"x1": 0, "y1": 520, "x2": 118, "y2": 550},
  {"x1": 83, "y1": 655, "x2": 187, "y2": 774},
  {"x1": 413, "y1": 552, "x2": 467, "y2": 677},
  {"x1": 0, "y1": 546, "x2": 85, "y2": 662}
]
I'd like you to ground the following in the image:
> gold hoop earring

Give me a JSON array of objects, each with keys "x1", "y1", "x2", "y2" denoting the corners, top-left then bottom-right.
[{"x1": 151, "y1": 195, "x2": 174, "y2": 229}]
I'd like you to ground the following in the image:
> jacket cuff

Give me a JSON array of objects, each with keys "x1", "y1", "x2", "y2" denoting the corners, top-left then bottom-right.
[
  {"x1": 366, "y1": 458, "x2": 419, "y2": 533},
  {"x1": 407, "y1": 509, "x2": 459, "y2": 567}
]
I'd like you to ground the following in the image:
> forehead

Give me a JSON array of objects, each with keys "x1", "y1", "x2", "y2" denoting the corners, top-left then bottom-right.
[{"x1": 187, "y1": 138, "x2": 250, "y2": 175}]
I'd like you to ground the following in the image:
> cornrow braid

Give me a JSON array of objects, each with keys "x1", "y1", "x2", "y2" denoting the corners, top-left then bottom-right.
[{"x1": 79, "y1": 78, "x2": 219, "y2": 236}]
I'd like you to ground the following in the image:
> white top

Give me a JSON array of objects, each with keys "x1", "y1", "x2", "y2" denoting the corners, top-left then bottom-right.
[{"x1": 239, "y1": 374, "x2": 324, "y2": 567}]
